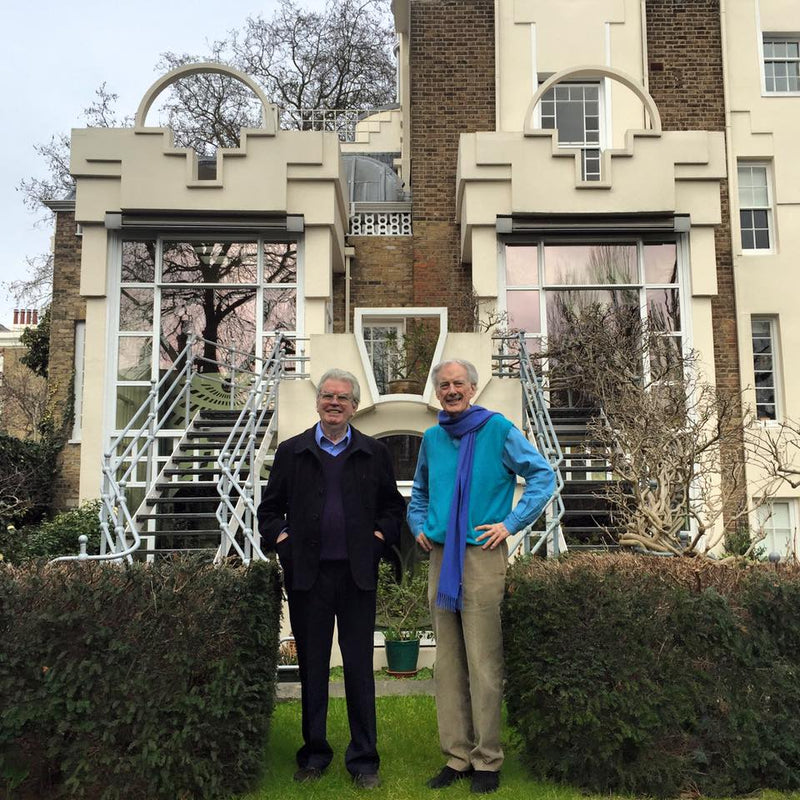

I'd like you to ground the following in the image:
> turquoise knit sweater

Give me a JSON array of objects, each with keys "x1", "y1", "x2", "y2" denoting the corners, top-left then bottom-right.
[{"x1": 421, "y1": 414, "x2": 515, "y2": 545}]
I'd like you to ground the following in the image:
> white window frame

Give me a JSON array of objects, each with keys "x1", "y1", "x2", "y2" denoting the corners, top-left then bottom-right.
[
  {"x1": 737, "y1": 162, "x2": 774, "y2": 253},
  {"x1": 353, "y1": 307, "x2": 448, "y2": 404},
  {"x1": 362, "y1": 320, "x2": 405, "y2": 395},
  {"x1": 70, "y1": 321, "x2": 86, "y2": 442},
  {"x1": 751, "y1": 316, "x2": 782, "y2": 423},
  {"x1": 755, "y1": 499, "x2": 797, "y2": 560},
  {"x1": 537, "y1": 80, "x2": 604, "y2": 181},
  {"x1": 500, "y1": 238, "x2": 688, "y2": 385},
  {"x1": 761, "y1": 34, "x2": 800, "y2": 95}
]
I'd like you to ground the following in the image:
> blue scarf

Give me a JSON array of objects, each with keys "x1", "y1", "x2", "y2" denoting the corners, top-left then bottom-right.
[{"x1": 436, "y1": 405, "x2": 497, "y2": 611}]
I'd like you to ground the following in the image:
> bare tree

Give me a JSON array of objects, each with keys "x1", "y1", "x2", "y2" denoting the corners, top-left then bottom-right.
[
  {"x1": 12, "y1": 0, "x2": 396, "y2": 296},
  {"x1": 0, "y1": 352, "x2": 48, "y2": 441},
  {"x1": 544, "y1": 303, "x2": 776, "y2": 557}
]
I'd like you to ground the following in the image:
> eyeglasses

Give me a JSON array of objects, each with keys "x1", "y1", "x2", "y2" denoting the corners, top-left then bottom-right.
[
  {"x1": 437, "y1": 381, "x2": 468, "y2": 391},
  {"x1": 319, "y1": 392, "x2": 354, "y2": 403}
]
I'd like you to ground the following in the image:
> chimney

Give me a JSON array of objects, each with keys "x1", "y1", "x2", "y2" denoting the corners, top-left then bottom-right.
[{"x1": 13, "y1": 309, "x2": 18, "y2": 326}]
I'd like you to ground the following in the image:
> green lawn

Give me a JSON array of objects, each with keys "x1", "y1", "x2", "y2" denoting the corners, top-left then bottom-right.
[{"x1": 237, "y1": 695, "x2": 800, "y2": 800}]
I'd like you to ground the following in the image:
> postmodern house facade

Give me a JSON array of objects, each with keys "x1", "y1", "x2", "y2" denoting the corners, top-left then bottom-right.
[{"x1": 44, "y1": 0, "x2": 800, "y2": 561}]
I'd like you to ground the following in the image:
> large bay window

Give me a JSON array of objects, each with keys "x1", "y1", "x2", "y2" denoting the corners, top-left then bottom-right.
[
  {"x1": 504, "y1": 240, "x2": 682, "y2": 380},
  {"x1": 115, "y1": 237, "x2": 298, "y2": 433}
]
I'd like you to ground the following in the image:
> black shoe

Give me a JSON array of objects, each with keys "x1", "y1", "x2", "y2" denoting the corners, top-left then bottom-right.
[
  {"x1": 427, "y1": 765, "x2": 474, "y2": 789},
  {"x1": 353, "y1": 772, "x2": 381, "y2": 789},
  {"x1": 293, "y1": 766, "x2": 324, "y2": 783},
  {"x1": 471, "y1": 770, "x2": 499, "y2": 794}
]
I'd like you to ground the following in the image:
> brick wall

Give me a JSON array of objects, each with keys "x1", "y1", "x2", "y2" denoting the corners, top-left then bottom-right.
[
  {"x1": 409, "y1": 0, "x2": 495, "y2": 329},
  {"x1": 334, "y1": 237, "x2": 415, "y2": 332},
  {"x1": 48, "y1": 209, "x2": 85, "y2": 508},
  {"x1": 646, "y1": 0, "x2": 745, "y2": 519}
]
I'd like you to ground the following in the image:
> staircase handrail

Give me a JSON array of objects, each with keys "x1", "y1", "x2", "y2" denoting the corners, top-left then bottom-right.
[
  {"x1": 215, "y1": 335, "x2": 287, "y2": 563},
  {"x1": 52, "y1": 334, "x2": 261, "y2": 563},
  {"x1": 492, "y1": 333, "x2": 565, "y2": 556}
]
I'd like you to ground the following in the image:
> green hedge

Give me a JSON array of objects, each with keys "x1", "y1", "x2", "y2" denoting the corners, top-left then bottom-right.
[
  {"x1": 503, "y1": 554, "x2": 800, "y2": 798},
  {"x1": 0, "y1": 557, "x2": 282, "y2": 799},
  {"x1": 0, "y1": 501, "x2": 102, "y2": 565}
]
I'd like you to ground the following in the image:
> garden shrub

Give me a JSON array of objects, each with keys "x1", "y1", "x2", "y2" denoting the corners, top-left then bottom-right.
[
  {"x1": 0, "y1": 556, "x2": 282, "y2": 799},
  {"x1": 1, "y1": 501, "x2": 102, "y2": 564},
  {"x1": 503, "y1": 554, "x2": 800, "y2": 797},
  {"x1": 0, "y1": 434, "x2": 58, "y2": 532}
]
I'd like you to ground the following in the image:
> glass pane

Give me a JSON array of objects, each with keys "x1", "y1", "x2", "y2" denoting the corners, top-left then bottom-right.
[
  {"x1": 117, "y1": 337, "x2": 152, "y2": 381},
  {"x1": 756, "y1": 388, "x2": 776, "y2": 405},
  {"x1": 753, "y1": 354, "x2": 774, "y2": 370},
  {"x1": 121, "y1": 241, "x2": 155, "y2": 283},
  {"x1": 264, "y1": 288, "x2": 297, "y2": 332},
  {"x1": 755, "y1": 371, "x2": 775, "y2": 387},
  {"x1": 264, "y1": 242, "x2": 297, "y2": 283},
  {"x1": 644, "y1": 244, "x2": 678, "y2": 283},
  {"x1": 755, "y1": 228, "x2": 771, "y2": 249},
  {"x1": 506, "y1": 290, "x2": 541, "y2": 333},
  {"x1": 161, "y1": 241, "x2": 258, "y2": 284},
  {"x1": 119, "y1": 288, "x2": 154, "y2": 332},
  {"x1": 544, "y1": 244, "x2": 637, "y2": 285},
  {"x1": 557, "y1": 102, "x2": 585, "y2": 143},
  {"x1": 505, "y1": 246, "x2": 538, "y2": 286},
  {"x1": 647, "y1": 289, "x2": 681, "y2": 332},
  {"x1": 545, "y1": 288, "x2": 640, "y2": 340},
  {"x1": 751, "y1": 318, "x2": 772, "y2": 337},
  {"x1": 116, "y1": 385, "x2": 150, "y2": 428},
  {"x1": 649, "y1": 335, "x2": 683, "y2": 382},
  {"x1": 741, "y1": 229, "x2": 755, "y2": 250},
  {"x1": 159, "y1": 288, "x2": 257, "y2": 374}
]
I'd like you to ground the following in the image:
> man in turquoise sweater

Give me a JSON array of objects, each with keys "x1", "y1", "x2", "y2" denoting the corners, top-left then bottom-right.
[{"x1": 407, "y1": 359, "x2": 555, "y2": 795}]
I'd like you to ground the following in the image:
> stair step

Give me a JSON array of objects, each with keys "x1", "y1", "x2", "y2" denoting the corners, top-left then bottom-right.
[
  {"x1": 137, "y1": 512, "x2": 218, "y2": 521},
  {"x1": 163, "y1": 468, "x2": 224, "y2": 476},
  {"x1": 145, "y1": 528, "x2": 224, "y2": 536},
  {"x1": 148, "y1": 496, "x2": 219, "y2": 505}
]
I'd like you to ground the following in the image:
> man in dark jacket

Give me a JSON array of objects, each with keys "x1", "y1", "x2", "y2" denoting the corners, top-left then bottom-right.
[{"x1": 257, "y1": 368, "x2": 405, "y2": 789}]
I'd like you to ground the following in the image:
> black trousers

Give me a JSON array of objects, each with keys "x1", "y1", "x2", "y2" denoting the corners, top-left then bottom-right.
[{"x1": 287, "y1": 560, "x2": 379, "y2": 776}]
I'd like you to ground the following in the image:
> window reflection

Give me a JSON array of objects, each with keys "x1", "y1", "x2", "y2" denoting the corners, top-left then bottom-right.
[
  {"x1": 544, "y1": 244, "x2": 637, "y2": 285},
  {"x1": 159, "y1": 288, "x2": 257, "y2": 374},
  {"x1": 121, "y1": 241, "x2": 156, "y2": 283},
  {"x1": 119, "y1": 288, "x2": 154, "y2": 332},
  {"x1": 161, "y1": 241, "x2": 258, "y2": 284}
]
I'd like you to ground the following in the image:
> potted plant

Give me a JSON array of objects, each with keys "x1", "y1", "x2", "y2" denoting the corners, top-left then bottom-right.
[
  {"x1": 384, "y1": 321, "x2": 437, "y2": 395},
  {"x1": 376, "y1": 557, "x2": 430, "y2": 675}
]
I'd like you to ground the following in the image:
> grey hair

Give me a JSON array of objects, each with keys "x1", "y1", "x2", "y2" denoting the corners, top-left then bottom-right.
[
  {"x1": 431, "y1": 359, "x2": 479, "y2": 387},
  {"x1": 317, "y1": 368, "x2": 361, "y2": 405}
]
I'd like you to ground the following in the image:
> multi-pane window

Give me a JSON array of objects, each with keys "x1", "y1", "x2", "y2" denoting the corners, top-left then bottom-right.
[
  {"x1": 362, "y1": 322, "x2": 404, "y2": 394},
  {"x1": 751, "y1": 317, "x2": 780, "y2": 421},
  {"x1": 763, "y1": 36, "x2": 800, "y2": 93},
  {"x1": 116, "y1": 238, "x2": 298, "y2": 431},
  {"x1": 505, "y1": 241, "x2": 681, "y2": 359},
  {"x1": 540, "y1": 83, "x2": 602, "y2": 181},
  {"x1": 738, "y1": 163, "x2": 772, "y2": 251},
  {"x1": 756, "y1": 500, "x2": 795, "y2": 559}
]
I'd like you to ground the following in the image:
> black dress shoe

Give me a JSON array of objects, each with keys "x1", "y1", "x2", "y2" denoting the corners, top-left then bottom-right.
[
  {"x1": 353, "y1": 772, "x2": 381, "y2": 789},
  {"x1": 470, "y1": 770, "x2": 500, "y2": 794},
  {"x1": 427, "y1": 765, "x2": 473, "y2": 788},
  {"x1": 293, "y1": 766, "x2": 324, "y2": 782}
]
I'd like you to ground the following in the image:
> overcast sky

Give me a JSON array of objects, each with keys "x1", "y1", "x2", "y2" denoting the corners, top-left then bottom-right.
[{"x1": 0, "y1": 0, "x2": 323, "y2": 329}]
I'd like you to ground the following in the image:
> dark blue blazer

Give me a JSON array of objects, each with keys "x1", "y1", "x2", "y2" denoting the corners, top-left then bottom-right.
[{"x1": 257, "y1": 425, "x2": 405, "y2": 591}]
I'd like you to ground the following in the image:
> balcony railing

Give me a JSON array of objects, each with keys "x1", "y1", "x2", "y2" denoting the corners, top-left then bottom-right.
[{"x1": 280, "y1": 108, "x2": 377, "y2": 142}]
